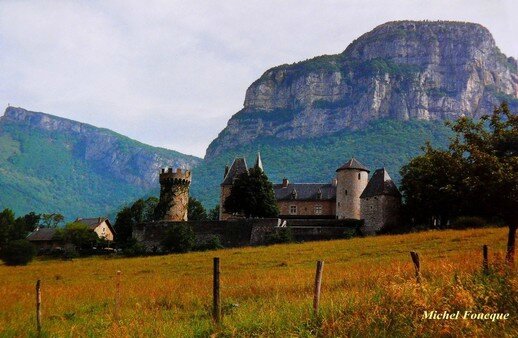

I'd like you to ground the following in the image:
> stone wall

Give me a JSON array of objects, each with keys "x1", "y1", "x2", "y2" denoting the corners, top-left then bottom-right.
[
  {"x1": 336, "y1": 169, "x2": 368, "y2": 220},
  {"x1": 360, "y1": 195, "x2": 401, "y2": 234},
  {"x1": 219, "y1": 185, "x2": 232, "y2": 220},
  {"x1": 133, "y1": 218, "x2": 360, "y2": 251}
]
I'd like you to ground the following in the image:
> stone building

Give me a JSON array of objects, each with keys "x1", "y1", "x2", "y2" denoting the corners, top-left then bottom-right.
[
  {"x1": 219, "y1": 155, "x2": 402, "y2": 233},
  {"x1": 335, "y1": 158, "x2": 370, "y2": 220},
  {"x1": 274, "y1": 179, "x2": 336, "y2": 219},
  {"x1": 360, "y1": 168, "x2": 402, "y2": 234},
  {"x1": 157, "y1": 167, "x2": 191, "y2": 221}
]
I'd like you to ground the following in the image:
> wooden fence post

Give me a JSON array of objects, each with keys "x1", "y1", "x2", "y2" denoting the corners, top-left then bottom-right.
[
  {"x1": 213, "y1": 257, "x2": 221, "y2": 323},
  {"x1": 410, "y1": 252, "x2": 421, "y2": 283},
  {"x1": 483, "y1": 245, "x2": 489, "y2": 274},
  {"x1": 36, "y1": 280, "x2": 41, "y2": 336},
  {"x1": 114, "y1": 270, "x2": 121, "y2": 321},
  {"x1": 313, "y1": 260, "x2": 324, "y2": 315}
]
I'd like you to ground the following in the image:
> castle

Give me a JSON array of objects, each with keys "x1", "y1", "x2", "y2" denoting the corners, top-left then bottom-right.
[
  {"x1": 142, "y1": 153, "x2": 401, "y2": 251},
  {"x1": 219, "y1": 154, "x2": 401, "y2": 233}
]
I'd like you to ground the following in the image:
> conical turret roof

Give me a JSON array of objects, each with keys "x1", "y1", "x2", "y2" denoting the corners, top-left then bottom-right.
[
  {"x1": 221, "y1": 157, "x2": 248, "y2": 186},
  {"x1": 360, "y1": 168, "x2": 401, "y2": 198},
  {"x1": 254, "y1": 152, "x2": 264, "y2": 171},
  {"x1": 336, "y1": 157, "x2": 370, "y2": 172}
]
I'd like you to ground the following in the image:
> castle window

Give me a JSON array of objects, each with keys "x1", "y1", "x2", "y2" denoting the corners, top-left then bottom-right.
[
  {"x1": 290, "y1": 205, "x2": 297, "y2": 215},
  {"x1": 358, "y1": 173, "x2": 361, "y2": 180},
  {"x1": 314, "y1": 205, "x2": 322, "y2": 215},
  {"x1": 345, "y1": 189, "x2": 348, "y2": 196}
]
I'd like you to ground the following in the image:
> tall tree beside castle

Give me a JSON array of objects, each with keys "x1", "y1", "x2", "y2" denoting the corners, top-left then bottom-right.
[
  {"x1": 224, "y1": 165, "x2": 279, "y2": 218},
  {"x1": 401, "y1": 102, "x2": 517, "y2": 263}
]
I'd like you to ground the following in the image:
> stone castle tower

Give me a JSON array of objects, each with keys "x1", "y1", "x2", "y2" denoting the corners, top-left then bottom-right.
[
  {"x1": 158, "y1": 168, "x2": 191, "y2": 221},
  {"x1": 335, "y1": 158, "x2": 370, "y2": 220}
]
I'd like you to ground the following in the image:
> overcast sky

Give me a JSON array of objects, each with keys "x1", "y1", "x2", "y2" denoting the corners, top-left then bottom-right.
[{"x1": 0, "y1": 1, "x2": 516, "y2": 157}]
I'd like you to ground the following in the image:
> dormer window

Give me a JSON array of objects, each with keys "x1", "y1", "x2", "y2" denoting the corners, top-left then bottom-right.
[
  {"x1": 316, "y1": 188, "x2": 322, "y2": 200},
  {"x1": 291, "y1": 189, "x2": 298, "y2": 200}
]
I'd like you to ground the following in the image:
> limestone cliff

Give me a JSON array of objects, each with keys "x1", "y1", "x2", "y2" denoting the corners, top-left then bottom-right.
[{"x1": 206, "y1": 21, "x2": 518, "y2": 159}]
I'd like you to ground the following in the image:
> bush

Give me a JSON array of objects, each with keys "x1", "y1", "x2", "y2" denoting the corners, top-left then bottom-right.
[
  {"x1": 196, "y1": 236, "x2": 224, "y2": 251},
  {"x1": 264, "y1": 227, "x2": 293, "y2": 245},
  {"x1": 0, "y1": 239, "x2": 36, "y2": 266},
  {"x1": 450, "y1": 216, "x2": 487, "y2": 229},
  {"x1": 124, "y1": 242, "x2": 147, "y2": 257},
  {"x1": 161, "y1": 223, "x2": 195, "y2": 253}
]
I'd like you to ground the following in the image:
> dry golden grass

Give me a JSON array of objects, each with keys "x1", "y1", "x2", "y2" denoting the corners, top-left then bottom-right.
[{"x1": 0, "y1": 227, "x2": 516, "y2": 337}]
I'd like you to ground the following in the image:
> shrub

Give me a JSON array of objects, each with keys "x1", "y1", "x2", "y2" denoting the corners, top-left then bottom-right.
[
  {"x1": 450, "y1": 216, "x2": 487, "y2": 229},
  {"x1": 124, "y1": 242, "x2": 147, "y2": 257},
  {"x1": 161, "y1": 223, "x2": 195, "y2": 253},
  {"x1": 0, "y1": 239, "x2": 36, "y2": 266},
  {"x1": 196, "y1": 236, "x2": 224, "y2": 251},
  {"x1": 264, "y1": 227, "x2": 293, "y2": 245}
]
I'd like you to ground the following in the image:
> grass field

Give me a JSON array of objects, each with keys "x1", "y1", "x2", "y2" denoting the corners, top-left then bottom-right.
[{"x1": 0, "y1": 227, "x2": 516, "y2": 337}]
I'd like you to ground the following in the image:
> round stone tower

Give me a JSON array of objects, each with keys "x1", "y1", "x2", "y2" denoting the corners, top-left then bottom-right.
[
  {"x1": 335, "y1": 158, "x2": 369, "y2": 220},
  {"x1": 158, "y1": 168, "x2": 191, "y2": 221}
]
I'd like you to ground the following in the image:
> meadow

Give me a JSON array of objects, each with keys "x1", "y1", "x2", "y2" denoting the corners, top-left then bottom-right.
[{"x1": 0, "y1": 227, "x2": 516, "y2": 337}]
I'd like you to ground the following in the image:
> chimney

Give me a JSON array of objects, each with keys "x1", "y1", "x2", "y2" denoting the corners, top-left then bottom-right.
[{"x1": 282, "y1": 178, "x2": 289, "y2": 188}]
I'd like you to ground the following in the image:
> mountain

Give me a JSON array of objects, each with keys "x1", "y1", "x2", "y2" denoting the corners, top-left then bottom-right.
[
  {"x1": 191, "y1": 21, "x2": 518, "y2": 208},
  {"x1": 206, "y1": 21, "x2": 518, "y2": 159},
  {"x1": 0, "y1": 107, "x2": 200, "y2": 220}
]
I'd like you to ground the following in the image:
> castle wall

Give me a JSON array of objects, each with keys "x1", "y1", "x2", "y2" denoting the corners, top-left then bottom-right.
[
  {"x1": 133, "y1": 218, "x2": 360, "y2": 251},
  {"x1": 360, "y1": 195, "x2": 401, "y2": 234},
  {"x1": 277, "y1": 200, "x2": 335, "y2": 218},
  {"x1": 336, "y1": 170, "x2": 368, "y2": 220}
]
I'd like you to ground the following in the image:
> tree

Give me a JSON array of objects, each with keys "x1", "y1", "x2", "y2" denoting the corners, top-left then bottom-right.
[
  {"x1": 224, "y1": 167, "x2": 279, "y2": 218},
  {"x1": 53, "y1": 222, "x2": 98, "y2": 250},
  {"x1": 208, "y1": 205, "x2": 220, "y2": 221},
  {"x1": 161, "y1": 223, "x2": 195, "y2": 253},
  {"x1": 400, "y1": 145, "x2": 465, "y2": 227},
  {"x1": 40, "y1": 213, "x2": 64, "y2": 228},
  {"x1": 401, "y1": 102, "x2": 518, "y2": 263},
  {"x1": 0, "y1": 239, "x2": 36, "y2": 266},
  {"x1": 188, "y1": 197, "x2": 207, "y2": 220},
  {"x1": 114, "y1": 197, "x2": 158, "y2": 246},
  {"x1": 0, "y1": 209, "x2": 16, "y2": 246},
  {"x1": 0, "y1": 210, "x2": 42, "y2": 246}
]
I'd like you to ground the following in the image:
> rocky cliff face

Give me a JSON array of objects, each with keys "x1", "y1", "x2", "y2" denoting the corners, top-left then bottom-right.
[
  {"x1": 1, "y1": 107, "x2": 200, "y2": 188},
  {"x1": 206, "y1": 21, "x2": 518, "y2": 159}
]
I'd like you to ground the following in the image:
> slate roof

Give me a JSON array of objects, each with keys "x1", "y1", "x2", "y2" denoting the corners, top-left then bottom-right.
[
  {"x1": 221, "y1": 157, "x2": 248, "y2": 186},
  {"x1": 76, "y1": 217, "x2": 115, "y2": 234},
  {"x1": 76, "y1": 217, "x2": 106, "y2": 230},
  {"x1": 336, "y1": 158, "x2": 370, "y2": 172},
  {"x1": 26, "y1": 228, "x2": 57, "y2": 241},
  {"x1": 360, "y1": 168, "x2": 401, "y2": 198},
  {"x1": 274, "y1": 183, "x2": 337, "y2": 201}
]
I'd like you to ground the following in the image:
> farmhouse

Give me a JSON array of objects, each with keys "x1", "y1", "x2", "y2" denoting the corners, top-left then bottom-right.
[
  {"x1": 26, "y1": 228, "x2": 59, "y2": 251},
  {"x1": 75, "y1": 217, "x2": 115, "y2": 241}
]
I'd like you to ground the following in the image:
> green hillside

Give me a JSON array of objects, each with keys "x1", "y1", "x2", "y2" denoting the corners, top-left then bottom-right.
[
  {"x1": 0, "y1": 109, "x2": 200, "y2": 220},
  {"x1": 190, "y1": 119, "x2": 452, "y2": 208}
]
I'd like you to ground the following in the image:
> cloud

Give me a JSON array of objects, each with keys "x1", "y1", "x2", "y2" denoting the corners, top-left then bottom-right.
[{"x1": 0, "y1": 0, "x2": 516, "y2": 157}]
